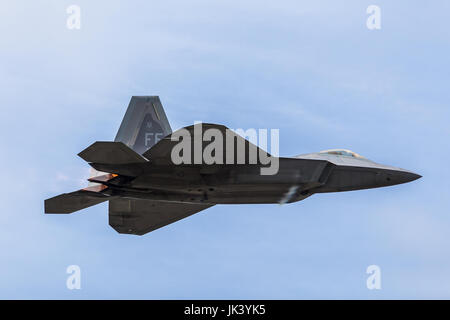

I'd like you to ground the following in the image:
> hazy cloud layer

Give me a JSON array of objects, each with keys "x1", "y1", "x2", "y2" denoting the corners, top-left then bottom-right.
[{"x1": 0, "y1": 0, "x2": 449, "y2": 298}]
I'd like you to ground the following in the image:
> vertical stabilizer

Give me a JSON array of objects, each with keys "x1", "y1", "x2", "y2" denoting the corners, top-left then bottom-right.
[{"x1": 114, "y1": 96, "x2": 172, "y2": 154}]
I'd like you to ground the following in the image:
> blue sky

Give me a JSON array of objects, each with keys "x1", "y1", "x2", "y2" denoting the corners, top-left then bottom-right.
[{"x1": 0, "y1": 0, "x2": 449, "y2": 299}]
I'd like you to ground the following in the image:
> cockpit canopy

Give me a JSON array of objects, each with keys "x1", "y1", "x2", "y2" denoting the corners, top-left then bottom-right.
[{"x1": 319, "y1": 149, "x2": 365, "y2": 159}]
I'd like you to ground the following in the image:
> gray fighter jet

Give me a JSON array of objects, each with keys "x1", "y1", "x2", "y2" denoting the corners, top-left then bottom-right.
[{"x1": 45, "y1": 96, "x2": 421, "y2": 235}]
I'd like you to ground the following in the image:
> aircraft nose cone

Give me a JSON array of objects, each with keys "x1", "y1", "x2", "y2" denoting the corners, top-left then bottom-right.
[
  {"x1": 408, "y1": 172, "x2": 422, "y2": 181},
  {"x1": 399, "y1": 171, "x2": 421, "y2": 183},
  {"x1": 388, "y1": 170, "x2": 422, "y2": 185}
]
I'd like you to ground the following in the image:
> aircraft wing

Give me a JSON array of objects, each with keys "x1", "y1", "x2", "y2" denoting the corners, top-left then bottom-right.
[
  {"x1": 143, "y1": 123, "x2": 272, "y2": 165},
  {"x1": 109, "y1": 199, "x2": 214, "y2": 235}
]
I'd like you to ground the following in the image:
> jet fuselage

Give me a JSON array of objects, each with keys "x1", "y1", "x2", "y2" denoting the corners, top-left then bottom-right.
[{"x1": 90, "y1": 153, "x2": 420, "y2": 205}]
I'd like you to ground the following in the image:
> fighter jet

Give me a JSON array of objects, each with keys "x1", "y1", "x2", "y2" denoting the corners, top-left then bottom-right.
[{"x1": 45, "y1": 96, "x2": 421, "y2": 235}]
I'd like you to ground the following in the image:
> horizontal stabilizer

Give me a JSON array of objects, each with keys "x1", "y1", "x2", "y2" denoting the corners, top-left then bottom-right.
[
  {"x1": 78, "y1": 141, "x2": 148, "y2": 165},
  {"x1": 45, "y1": 189, "x2": 109, "y2": 214}
]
